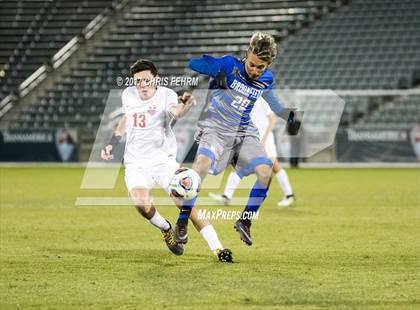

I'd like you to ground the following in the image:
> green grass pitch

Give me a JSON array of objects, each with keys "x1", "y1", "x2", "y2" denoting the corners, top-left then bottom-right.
[{"x1": 0, "y1": 167, "x2": 419, "y2": 309}]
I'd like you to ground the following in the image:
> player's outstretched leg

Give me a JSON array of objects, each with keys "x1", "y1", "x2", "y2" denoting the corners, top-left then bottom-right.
[
  {"x1": 234, "y1": 164, "x2": 272, "y2": 246},
  {"x1": 276, "y1": 168, "x2": 296, "y2": 207},
  {"x1": 174, "y1": 154, "x2": 212, "y2": 244},
  {"x1": 215, "y1": 248, "x2": 233, "y2": 263},
  {"x1": 174, "y1": 198, "x2": 196, "y2": 244},
  {"x1": 209, "y1": 171, "x2": 241, "y2": 206},
  {"x1": 147, "y1": 208, "x2": 184, "y2": 256},
  {"x1": 272, "y1": 159, "x2": 295, "y2": 207},
  {"x1": 208, "y1": 192, "x2": 231, "y2": 206},
  {"x1": 189, "y1": 209, "x2": 233, "y2": 262},
  {"x1": 131, "y1": 188, "x2": 184, "y2": 255},
  {"x1": 234, "y1": 212, "x2": 254, "y2": 246},
  {"x1": 161, "y1": 220, "x2": 184, "y2": 256}
]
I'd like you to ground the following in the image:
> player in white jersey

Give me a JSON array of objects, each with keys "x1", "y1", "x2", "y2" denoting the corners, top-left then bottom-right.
[
  {"x1": 209, "y1": 97, "x2": 295, "y2": 207},
  {"x1": 101, "y1": 59, "x2": 232, "y2": 262}
]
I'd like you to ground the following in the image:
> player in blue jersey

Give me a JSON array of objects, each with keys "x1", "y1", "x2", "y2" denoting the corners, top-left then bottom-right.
[{"x1": 174, "y1": 32, "x2": 296, "y2": 246}]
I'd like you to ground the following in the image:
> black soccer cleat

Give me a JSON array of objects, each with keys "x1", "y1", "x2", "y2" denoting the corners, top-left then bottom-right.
[
  {"x1": 161, "y1": 221, "x2": 184, "y2": 256},
  {"x1": 216, "y1": 248, "x2": 233, "y2": 263},
  {"x1": 234, "y1": 220, "x2": 252, "y2": 246},
  {"x1": 174, "y1": 222, "x2": 188, "y2": 244}
]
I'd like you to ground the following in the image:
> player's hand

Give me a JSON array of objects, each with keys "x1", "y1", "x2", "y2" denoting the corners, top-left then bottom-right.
[
  {"x1": 101, "y1": 145, "x2": 114, "y2": 160},
  {"x1": 288, "y1": 110, "x2": 295, "y2": 124},
  {"x1": 286, "y1": 110, "x2": 303, "y2": 136},
  {"x1": 279, "y1": 108, "x2": 296, "y2": 124},
  {"x1": 179, "y1": 92, "x2": 196, "y2": 107}
]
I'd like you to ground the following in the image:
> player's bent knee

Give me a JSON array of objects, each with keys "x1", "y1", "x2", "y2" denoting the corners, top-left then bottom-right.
[
  {"x1": 193, "y1": 155, "x2": 212, "y2": 178},
  {"x1": 272, "y1": 158, "x2": 281, "y2": 173},
  {"x1": 134, "y1": 204, "x2": 155, "y2": 219},
  {"x1": 258, "y1": 174, "x2": 271, "y2": 186},
  {"x1": 131, "y1": 197, "x2": 150, "y2": 206},
  {"x1": 195, "y1": 154, "x2": 212, "y2": 168},
  {"x1": 130, "y1": 192, "x2": 154, "y2": 218},
  {"x1": 256, "y1": 165, "x2": 272, "y2": 186},
  {"x1": 130, "y1": 194, "x2": 150, "y2": 205},
  {"x1": 129, "y1": 188, "x2": 151, "y2": 206}
]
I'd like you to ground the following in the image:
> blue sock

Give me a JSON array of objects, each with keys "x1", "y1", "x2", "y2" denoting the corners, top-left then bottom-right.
[
  {"x1": 242, "y1": 181, "x2": 270, "y2": 223},
  {"x1": 176, "y1": 197, "x2": 197, "y2": 226}
]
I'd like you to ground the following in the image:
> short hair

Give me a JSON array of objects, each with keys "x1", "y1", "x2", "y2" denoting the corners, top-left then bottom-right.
[
  {"x1": 248, "y1": 32, "x2": 277, "y2": 62},
  {"x1": 130, "y1": 59, "x2": 158, "y2": 77}
]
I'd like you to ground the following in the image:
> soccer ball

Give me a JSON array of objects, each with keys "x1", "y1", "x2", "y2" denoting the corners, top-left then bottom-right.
[{"x1": 168, "y1": 167, "x2": 201, "y2": 200}]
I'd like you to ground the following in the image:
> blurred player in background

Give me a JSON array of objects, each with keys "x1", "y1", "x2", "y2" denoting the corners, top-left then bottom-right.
[
  {"x1": 101, "y1": 59, "x2": 232, "y2": 262},
  {"x1": 209, "y1": 96, "x2": 295, "y2": 207},
  {"x1": 174, "y1": 32, "x2": 298, "y2": 246}
]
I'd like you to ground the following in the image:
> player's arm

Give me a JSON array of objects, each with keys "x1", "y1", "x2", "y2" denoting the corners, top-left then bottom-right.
[
  {"x1": 262, "y1": 90, "x2": 295, "y2": 124},
  {"x1": 168, "y1": 91, "x2": 196, "y2": 118},
  {"x1": 101, "y1": 115, "x2": 126, "y2": 160},
  {"x1": 261, "y1": 113, "x2": 276, "y2": 146},
  {"x1": 188, "y1": 55, "x2": 234, "y2": 79}
]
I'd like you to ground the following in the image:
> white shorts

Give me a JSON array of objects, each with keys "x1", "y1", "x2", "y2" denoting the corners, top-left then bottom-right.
[
  {"x1": 264, "y1": 134, "x2": 278, "y2": 158},
  {"x1": 124, "y1": 158, "x2": 179, "y2": 192}
]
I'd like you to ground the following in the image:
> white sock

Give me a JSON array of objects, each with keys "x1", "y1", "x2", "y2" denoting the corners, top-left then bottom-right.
[
  {"x1": 149, "y1": 209, "x2": 170, "y2": 231},
  {"x1": 223, "y1": 172, "x2": 241, "y2": 199},
  {"x1": 200, "y1": 224, "x2": 223, "y2": 252},
  {"x1": 276, "y1": 168, "x2": 293, "y2": 197}
]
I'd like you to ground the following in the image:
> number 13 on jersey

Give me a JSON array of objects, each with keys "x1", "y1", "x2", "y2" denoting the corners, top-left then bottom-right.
[{"x1": 133, "y1": 113, "x2": 147, "y2": 128}]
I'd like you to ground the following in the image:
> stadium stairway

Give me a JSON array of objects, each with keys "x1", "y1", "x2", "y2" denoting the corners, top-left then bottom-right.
[
  {"x1": 0, "y1": 0, "x2": 137, "y2": 138},
  {"x1": 0, "y1": 0, "x2": 124, "y2": 101},
  {"x1": 1, "y1": 0, "x2": 346, "y2": 160}
]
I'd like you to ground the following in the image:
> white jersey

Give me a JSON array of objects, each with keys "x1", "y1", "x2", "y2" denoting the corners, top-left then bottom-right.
[
  {"x1": 250, "y1": 97, "x2": 274, "y2": 142},
  {"x1": 121, "y1": 86, "x2": 178, "y2": 165},
  {"x1": 250, "y1": 97, "x2": 278, "y2": 158}
]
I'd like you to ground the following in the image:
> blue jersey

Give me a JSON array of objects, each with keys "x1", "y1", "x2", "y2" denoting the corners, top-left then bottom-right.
[{"x1": 189, "y1": 55, "x2": 285, "y2": 135}]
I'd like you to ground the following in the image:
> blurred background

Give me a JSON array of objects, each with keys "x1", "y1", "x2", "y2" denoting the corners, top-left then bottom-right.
[{"x1": 0, "y1": 0, "x2": 419, "y2": 164}]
